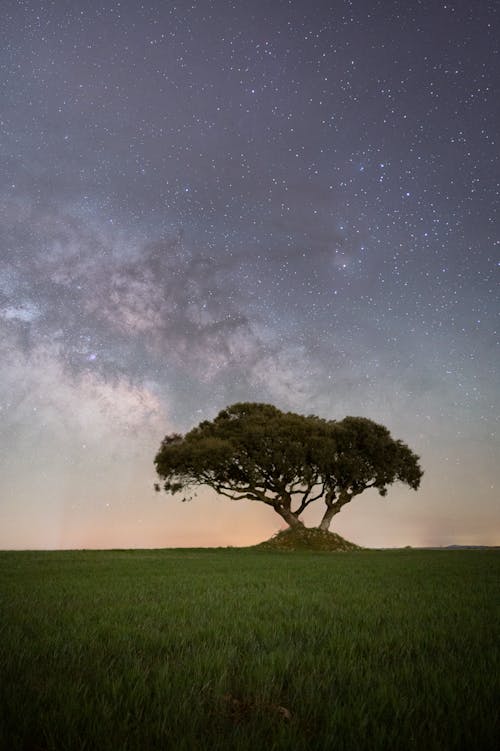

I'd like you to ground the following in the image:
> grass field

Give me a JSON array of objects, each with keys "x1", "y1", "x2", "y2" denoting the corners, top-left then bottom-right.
[{"x1": 0, "y1": 548, "x2": 498, "y2": 750}]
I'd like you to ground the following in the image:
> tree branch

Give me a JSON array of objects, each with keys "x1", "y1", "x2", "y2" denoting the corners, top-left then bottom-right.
[
  {"x1": 215, "y1": 483, "x2": 278, "y2": 507},
  {"x1": 216, "y1": 489, "x2": 255, "y2": 501},
  {"x1": 293, "y1": 483, "x2": 325, "y2": 516}
]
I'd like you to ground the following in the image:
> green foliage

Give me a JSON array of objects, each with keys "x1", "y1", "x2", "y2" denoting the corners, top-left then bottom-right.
[
  {"x1": 154, "y1": 402, "x2": 423, "y2": 529},
  {"x1": 333, "y1": 416, "x2": 423, "y2": 495}
]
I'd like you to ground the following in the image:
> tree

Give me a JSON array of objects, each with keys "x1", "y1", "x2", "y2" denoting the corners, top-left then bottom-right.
[{"x1": 154, "y1": 402, "x2": 423, "y2": 532}]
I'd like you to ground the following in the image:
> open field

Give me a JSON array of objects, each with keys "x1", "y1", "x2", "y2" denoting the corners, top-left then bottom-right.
[{"x1": 0, "y1": 548, "x2": 498, "y2": 750}]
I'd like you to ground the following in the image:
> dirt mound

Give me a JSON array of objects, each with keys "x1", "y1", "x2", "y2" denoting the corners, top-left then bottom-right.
[{"x1": 252, "y1": 526, "x2": 362, "y2": 551}]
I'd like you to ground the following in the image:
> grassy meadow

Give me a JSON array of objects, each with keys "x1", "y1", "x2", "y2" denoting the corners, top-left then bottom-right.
[{"x1": 0, "y1": 547, "x2": 498, "y2": 750}]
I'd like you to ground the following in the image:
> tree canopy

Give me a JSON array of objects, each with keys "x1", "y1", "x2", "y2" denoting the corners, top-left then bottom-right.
[{"x1": 154, "y1": 402, "x2": 423, "y2": 531}]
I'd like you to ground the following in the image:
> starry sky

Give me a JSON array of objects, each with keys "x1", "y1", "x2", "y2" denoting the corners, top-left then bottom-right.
[{"x1": 1, "y1": 0, "x2": 498, "y2": 549}]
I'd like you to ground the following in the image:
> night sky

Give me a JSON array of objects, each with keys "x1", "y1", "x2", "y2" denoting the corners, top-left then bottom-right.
[{"x1": 1, "y1": 0, "x2": 498, "y2": 549}]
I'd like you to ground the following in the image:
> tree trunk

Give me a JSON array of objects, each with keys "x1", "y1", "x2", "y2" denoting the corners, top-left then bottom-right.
[
  {"x1": 318, "y1": 492, "x2": 351, "y2": 531},
  {"x1": 274, "y1": 505, "x2": 304, "y2": 529},
  {"x1": 318, "y1": 504, "x2": 337, "y2": 531}
]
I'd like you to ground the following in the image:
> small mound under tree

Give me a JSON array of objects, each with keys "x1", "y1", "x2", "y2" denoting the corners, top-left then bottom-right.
[{"x1": 154, "y1": 402, "x2": 423, "y2": 532}]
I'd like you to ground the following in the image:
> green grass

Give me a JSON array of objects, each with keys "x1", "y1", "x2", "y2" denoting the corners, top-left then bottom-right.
[{"x1": 0, "y1": 548, "x2": 498, "y2": 750}]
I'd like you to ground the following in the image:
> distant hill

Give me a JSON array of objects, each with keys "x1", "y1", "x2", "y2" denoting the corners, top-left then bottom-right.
[
  {"x1": 442, "y1": 545, "x2": 499, "y2": 550},
  {"x1": 376, "y1": 545, "x2": 499, "y2": 551}
]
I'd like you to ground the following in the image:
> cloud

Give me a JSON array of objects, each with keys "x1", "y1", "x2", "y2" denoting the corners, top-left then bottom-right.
[
  {"x1": 5, "y1": 196, "x2": 440, "y2": 431},
  {"x1": 0, "y1": 198, "x2": 326, "y2": 402},
  {"x1": 0, "y1": 302, "x2": 41, "y2": 322},
  {"x1": 2, "y1": 196, "x2": 356, "y2": 424},
  {"x1": 0, "y1": 334, "x2": 169, "y2": 459},
  {"x1": 1, "y1": 198, "x2": 259, "y2": 375}
]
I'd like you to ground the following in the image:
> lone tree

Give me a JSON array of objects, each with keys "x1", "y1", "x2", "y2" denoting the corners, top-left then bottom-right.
[{"x1": 154, "y1": 402, "x2": 422, "y2": 532}]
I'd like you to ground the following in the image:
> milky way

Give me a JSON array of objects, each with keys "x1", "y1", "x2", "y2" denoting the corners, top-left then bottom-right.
[{"x1": 1, "y1": 1, "x2": 498, "y2": 549}]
